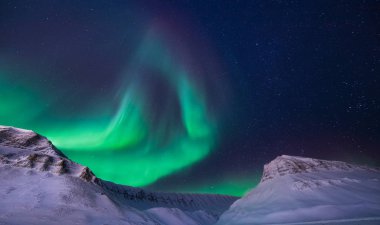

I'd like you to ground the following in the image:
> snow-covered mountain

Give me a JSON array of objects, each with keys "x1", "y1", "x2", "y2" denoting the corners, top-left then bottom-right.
[
  {"x1": 0, "y1": 125, "x2": 237, "y2": 225},
  {"x1": 217, "y1": 155, "x2": 380, "y2": 225},
  {"x1": 2, "y1": 125, "x2": 380, "y2": 225}
]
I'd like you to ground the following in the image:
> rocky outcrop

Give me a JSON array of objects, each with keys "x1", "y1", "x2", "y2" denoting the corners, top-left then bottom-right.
[
  {"x1": 79, "y1": 167, "x2": 97, "y2": 182},
  {"x1": 0, "y1": 125, "x2": 93, "y2": 180},
  {"x1": 260, "y1": 155, "x2": 376, "y2": 183},
  {"x1": 0, "y1": 125, "x2": 66, "y2": 157}
]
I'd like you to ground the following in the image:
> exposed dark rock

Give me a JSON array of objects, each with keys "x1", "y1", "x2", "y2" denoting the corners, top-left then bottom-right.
[{"x1": 79, "y1": 167, "x2": 96, "y2": 182}]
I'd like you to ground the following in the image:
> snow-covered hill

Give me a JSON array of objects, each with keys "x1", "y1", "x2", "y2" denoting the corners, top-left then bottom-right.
[
  {"x1": 216, "y1": 155, "x2": 380, "y2": 225},
  {"x1": 0, "y1": 125, "x2": 237, "y2": 225}
]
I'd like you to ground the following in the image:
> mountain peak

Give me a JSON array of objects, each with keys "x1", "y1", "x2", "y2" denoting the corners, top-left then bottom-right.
[
  {"x1": 0, "y1": 125, "x2": 93, "y2": 178},
  {"x1": 260, "y1": 155, "x2": 371, "y2": 183},
  {"x1": 0, "y1": 125, "x2": 66, "y2": 157},
  {"x1": 218, "y1": 155, "x2": 380, "y2": 225}
]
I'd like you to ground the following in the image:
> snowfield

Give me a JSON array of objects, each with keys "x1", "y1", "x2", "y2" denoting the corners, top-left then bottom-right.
[{"x1": 1, "y1": 125, "x2": 380, "y2": 225}]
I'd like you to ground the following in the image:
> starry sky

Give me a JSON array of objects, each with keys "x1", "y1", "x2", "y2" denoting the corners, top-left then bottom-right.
[{"x1": 0, "y1": 0, "x2": 379, "y2": 196}]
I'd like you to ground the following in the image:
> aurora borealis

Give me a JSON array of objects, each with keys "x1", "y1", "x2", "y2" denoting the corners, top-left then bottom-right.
[
  {"x1": 0, "y1": 17, "x2": 223, "y2": 187},
  {"x1": 1, "y1": 1, "x2": 379, "y2": 196},
  {"x1": 51, "y1": 29, "x2": 221, "y2": 187}
]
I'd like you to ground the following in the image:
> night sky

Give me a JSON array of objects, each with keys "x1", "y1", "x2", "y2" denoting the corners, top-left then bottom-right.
[{"x1": 1, "y1": 0, "x2": 379, "y2": 196}]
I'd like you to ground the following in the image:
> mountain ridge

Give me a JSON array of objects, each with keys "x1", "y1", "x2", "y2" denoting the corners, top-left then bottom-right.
[
  {"x1": 0, "y1": 125, "x2": 237, "y2": 225},
  {"x1": 261, "y1": 154, "x2": 380, "y2": 183}
]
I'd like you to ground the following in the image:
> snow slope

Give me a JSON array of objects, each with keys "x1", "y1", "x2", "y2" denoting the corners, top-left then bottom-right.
[
  {"x1": 0, "y1": 125, "x2": 237, "y2": 225},
  {"x1": 216, "y1": 155, "x2": 380, "y2": 225}
]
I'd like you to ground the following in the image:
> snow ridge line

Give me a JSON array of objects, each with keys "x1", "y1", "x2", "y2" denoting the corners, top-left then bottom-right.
[{"x1": 95, "y1": 179, "x2": 237, "y2": 212}]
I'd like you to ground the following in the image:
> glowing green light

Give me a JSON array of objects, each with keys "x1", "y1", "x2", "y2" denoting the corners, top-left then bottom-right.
[
  {"x1": 0, "y1": 30, "x2": 218, "y2": 187},
  {"x1": 166, "y1": 174, "x2": 261, "y2": 197}
]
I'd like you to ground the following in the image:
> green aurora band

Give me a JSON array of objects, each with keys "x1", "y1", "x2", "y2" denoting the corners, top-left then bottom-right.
[
  {"x1": 0, "y1": 30, "x2": 219, "y2": 188},
  {"x1": 185, "y1": 175, "x2": 260, "y2": 197}
]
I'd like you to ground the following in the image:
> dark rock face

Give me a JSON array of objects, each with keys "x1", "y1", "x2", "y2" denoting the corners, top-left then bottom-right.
[{"x1": 79, "y1": 167, "x2": 96, "y2": 182}]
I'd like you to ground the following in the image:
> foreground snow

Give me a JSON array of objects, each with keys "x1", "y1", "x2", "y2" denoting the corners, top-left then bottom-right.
[{"x1": 216, "y1": 155, "x2": 380, "y2": 225}]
